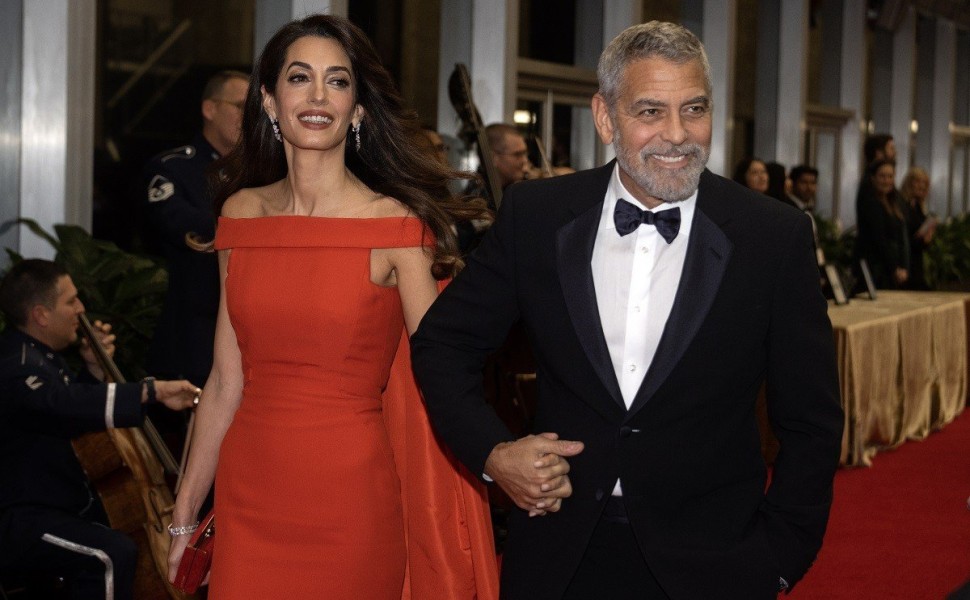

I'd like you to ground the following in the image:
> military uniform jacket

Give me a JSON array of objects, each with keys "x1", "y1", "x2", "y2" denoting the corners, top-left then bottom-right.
[
  {"x1": 143, "y1": 134, "x2": 221, "y2": 385},
  {"x1": 0, "y1": 329, "x2": 143, "y2": 514}
]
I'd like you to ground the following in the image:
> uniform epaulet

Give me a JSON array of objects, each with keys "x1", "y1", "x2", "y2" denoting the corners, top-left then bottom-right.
[
  {"x1": 20, "y1": 341, "x2": 50, "y2": 368},
  {"x1": 159, "y1": 145, "x2": 197, "y2": 163}
]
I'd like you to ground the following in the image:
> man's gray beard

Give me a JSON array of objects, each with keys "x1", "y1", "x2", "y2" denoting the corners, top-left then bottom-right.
[{"x1": 614, "y1": 138, "x2": 709, "y2": 204}]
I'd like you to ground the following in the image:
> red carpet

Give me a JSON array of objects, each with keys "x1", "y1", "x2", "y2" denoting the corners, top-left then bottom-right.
[{"x1": 790, "y1": 411, "x2": 970, "y2": 599}]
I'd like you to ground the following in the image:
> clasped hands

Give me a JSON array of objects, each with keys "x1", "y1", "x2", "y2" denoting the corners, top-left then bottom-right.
[{"x1": 484, "y1": 432, "x2": 584, "y2": 517}]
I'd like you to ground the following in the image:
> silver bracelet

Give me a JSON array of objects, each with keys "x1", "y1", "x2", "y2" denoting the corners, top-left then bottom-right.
[{"x1": 168, "y1": 521, "x2": 200, "y2": 537}]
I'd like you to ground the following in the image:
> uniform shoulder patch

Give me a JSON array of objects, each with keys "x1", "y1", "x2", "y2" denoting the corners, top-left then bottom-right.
[
  {"x1": 148, "y1": 174, "x2": 176, "y2": 203},
  {"x1": 160, "y1": 145, "x2": 196, "y2": 162},
  {"x1": 24, "y1": 375, "x2": 44, "y2": 390}
]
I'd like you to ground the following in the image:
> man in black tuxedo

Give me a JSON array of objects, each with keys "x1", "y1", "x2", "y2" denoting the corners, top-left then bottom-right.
[{"x1": 411, "y1": 21, "x2": 843, "y2": 600}]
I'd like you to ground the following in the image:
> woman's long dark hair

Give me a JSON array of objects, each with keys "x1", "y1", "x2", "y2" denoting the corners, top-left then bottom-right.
[
  {"x1": 210, "y1": 14, "x2": 483, "y2": 278},
  {"x1": 731, "y1": 156, "x2": 763, "y2": 188},
  {"x1": 764, "y1": 161, "x2": 787, "y2": 202},
  {"x1": 868, "y1": 158, "x2": 904, "y2": 221}
]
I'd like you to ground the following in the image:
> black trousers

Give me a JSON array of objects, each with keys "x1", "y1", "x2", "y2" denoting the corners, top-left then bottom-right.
[
  {"x1": 563, "y1": 497, "x2": 670, "y2": 600},
  {"x1": 0, "y1": 502, "x2": 137, "y2": 600}
]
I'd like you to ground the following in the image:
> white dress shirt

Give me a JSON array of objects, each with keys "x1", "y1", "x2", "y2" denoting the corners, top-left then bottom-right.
[{"x1": 591, "y1": 165, "x2": 697, "y2": 495}]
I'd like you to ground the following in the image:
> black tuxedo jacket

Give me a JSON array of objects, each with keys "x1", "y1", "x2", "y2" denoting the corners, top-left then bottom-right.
[{"x1": 411, "y1": 163, "x2": 843, "y2": 599}]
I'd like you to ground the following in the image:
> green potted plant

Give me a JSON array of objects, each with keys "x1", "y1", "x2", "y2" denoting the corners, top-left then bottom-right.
[{"x1": 924, "y1": 214, "x2": 970, "y2": 291}]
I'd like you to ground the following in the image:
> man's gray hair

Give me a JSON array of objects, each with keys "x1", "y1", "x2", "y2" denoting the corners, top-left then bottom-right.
[{"x1": 597, "y1": 21, "x2": 712, "y2": 108}]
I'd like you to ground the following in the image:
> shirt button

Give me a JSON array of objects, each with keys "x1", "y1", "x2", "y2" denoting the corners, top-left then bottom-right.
[
  {"x1": 640, "y1": 246, "x2": 648, "y2": 254},
  {"x1": 629, "y1": 364, "x2": 637, "y2": 372},
  {"x1": 633, "y1": 305, "x2": 641, "y2": 313}
]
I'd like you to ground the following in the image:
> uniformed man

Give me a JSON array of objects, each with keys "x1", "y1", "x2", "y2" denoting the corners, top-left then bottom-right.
[
  {"x1": 466, "y1": 123, "x2": 531, "y2": 209},
  {"x1": 457, "y1": 123, "x2": 530, "y2": 253},
  {"x1": 0, "y1": 259, "x2": 199, "y2": 600},
  {"x1": 143, "y1": 69, "x2": 249, "y2": 388}
]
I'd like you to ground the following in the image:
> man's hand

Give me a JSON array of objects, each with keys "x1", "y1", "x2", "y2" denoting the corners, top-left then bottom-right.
[
  {"x1": 485, "y1": 432, "x2": 584, "y2": 517},
  {"x1": 154, "y1": 380, "x2": 201, "y2": 411},
  {"x1": 79, "y1": 320, "x2": 115, "y2": 382}
]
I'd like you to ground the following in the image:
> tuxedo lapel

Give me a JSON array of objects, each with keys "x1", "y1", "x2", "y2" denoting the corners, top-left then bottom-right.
[
  {"x1": 556, "y1": 164, "x2": 626, "y2": 412},
  {"x1": 627, "y1": 172, "x2": 734, "y2": 418}
]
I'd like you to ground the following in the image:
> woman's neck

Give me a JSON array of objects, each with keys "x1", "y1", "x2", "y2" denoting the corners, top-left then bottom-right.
[{"x1": 281, "y1": 146, "x2": 364, "y2": 216}]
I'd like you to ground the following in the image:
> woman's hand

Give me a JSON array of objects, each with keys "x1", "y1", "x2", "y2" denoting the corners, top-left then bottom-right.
[
  {"x1": 167, "y1": 531, "x2": 191, "y2": 583},
  {"x1": 166, "y1": 525, "x2": 211, "y2": 587}
]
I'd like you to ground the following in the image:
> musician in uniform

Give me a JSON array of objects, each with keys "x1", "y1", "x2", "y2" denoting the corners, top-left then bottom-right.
[
  {"x1": 142, "y1": 69, "x2": 248, "y2": 389},
  {"x1": 0, "y1": 259, "x2": 199, "y2": 600},
  {"x1": 457, "y1": 123, "x2": 530, "y2": 253},
  {"x1": 465, "y1": 123, "x2": 530, "y2": 208}
]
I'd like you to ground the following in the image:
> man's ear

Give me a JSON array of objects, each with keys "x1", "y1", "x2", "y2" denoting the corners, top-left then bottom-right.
[
  {"x1": 30, "y1": 305, "x2": 49, "y2": 329},
  {"x1": 201, "y1": 99, "x2": 217, "y2": 122},
  {"x1": 591, "y1": 93, "x2": 616, "y2": 145},
  {"x1": 261, "y1": 85, "x2": 276, "y2": 121}
]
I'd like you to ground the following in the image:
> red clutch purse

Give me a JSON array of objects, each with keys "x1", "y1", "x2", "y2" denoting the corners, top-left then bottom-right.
[{"x1": 173, "y1": 510, "x2": 215, "y2": 594}]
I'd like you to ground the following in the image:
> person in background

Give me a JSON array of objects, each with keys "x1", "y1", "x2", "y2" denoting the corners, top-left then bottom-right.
[
  {"x1": 419, "y1": 126, "x2": 451, "y2": 167},
  {"x1": 459, "y1": 123, "x2": 528, "y2": 252},
  {"x1": 855, "y1": 159, "x2": 909, "y2": 288},
  {"x1": 864, "y1": 133, "x2": 896, "y2": 165},
  {"x1": 764, "y1": 161, "x2": 792, "y2": 206},
  {"x1": 486, "y1": 123, "x2": 531, "y2": 196},
  {"x1": 143, "y1": 70, "x2": 249, "y2": 390},
  {"x1": 732, "y1": 156, "x2": 769, "y2": 195},
  {"x1": 789, "y1": 165, "x2": 819, "y2": 213},
  {"x1": 856, "y1": 133, "x2": 896, "y2": 219},
  {"x1": 0, "y1": 259, "x2": 197, "y2": 600},
  {"x1": 900, "y1": 167, "x2": 936, "y2": 290}
]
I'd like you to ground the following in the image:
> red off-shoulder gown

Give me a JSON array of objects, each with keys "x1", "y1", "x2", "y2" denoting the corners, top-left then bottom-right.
[{"x1": 210, "y1": 216, "x2": 497, "y2": 599}]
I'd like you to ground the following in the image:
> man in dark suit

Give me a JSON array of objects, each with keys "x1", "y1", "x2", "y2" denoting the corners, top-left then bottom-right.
[
  {"x1": 411, "y1": 21, "x2": 843, "y2": 600},
  {"x1": 790, "y1": 164, "x2": 819, "y2": 212}
]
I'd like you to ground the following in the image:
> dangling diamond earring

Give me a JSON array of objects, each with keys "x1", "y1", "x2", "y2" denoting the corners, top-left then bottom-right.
[
  {"x1": 271, "y1": 118, "x2": 282, "y2": 142},
  {"x1": 353, "y1": 122, "x2": 362, "y2": 152}
]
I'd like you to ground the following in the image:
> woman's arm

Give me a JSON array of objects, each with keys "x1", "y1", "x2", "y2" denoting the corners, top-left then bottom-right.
[
  {"x1": 391, "y1": 245, "x2": 440, "y2": 335},
  {"x1": 167, "y1": 247, "x2": 245, "y2": 580}
]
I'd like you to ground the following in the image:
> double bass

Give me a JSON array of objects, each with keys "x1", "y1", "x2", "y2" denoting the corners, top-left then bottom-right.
[
  {"x1": 448, "y1": 63, "x2": 506, "y2": 209},
  {"x1": 72, "y1": 314, "x2": 196, "y2": 599}
]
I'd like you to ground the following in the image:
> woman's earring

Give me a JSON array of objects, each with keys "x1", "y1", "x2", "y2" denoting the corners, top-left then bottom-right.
[
  {"x1": 353, "y1": 122, "x2": 361, "y2": 152},
  {"x1": 271, "y1": 118, "x2": 282, "y2": 142}
]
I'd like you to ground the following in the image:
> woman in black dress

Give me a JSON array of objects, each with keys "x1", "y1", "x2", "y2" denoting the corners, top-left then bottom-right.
[{"x1": 855, "y1": 159, "x2": 909, "y2": 289}]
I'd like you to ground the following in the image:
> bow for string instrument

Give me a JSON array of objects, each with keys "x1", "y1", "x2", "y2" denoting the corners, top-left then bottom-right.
[
  {"x1": 448, "y1": 63, "x2": 505, "y2": 209},
  {"x1": 533, "y1": 135, "x2": 555, "y2": 178},
  {"x1": 72, "y1": 314, "x2": 196, "y2": 599}
]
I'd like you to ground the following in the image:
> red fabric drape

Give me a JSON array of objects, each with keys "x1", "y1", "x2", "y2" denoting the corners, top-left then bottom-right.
[{"x1": 383, "y1": 325, "x2": 499, "y2": 600}]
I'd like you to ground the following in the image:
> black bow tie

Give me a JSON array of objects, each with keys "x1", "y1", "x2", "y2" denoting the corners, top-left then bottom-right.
[{"x1": 613, "y1": 199, "x2": 681, "y2": 243}]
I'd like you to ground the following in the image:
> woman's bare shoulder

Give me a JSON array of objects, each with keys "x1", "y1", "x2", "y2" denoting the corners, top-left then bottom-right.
[
  {"x1": 369, "y1": 195, "x2": 415, "y2": 219},
  {"x1": 221, "y1": 183, "x2": 281, "y2": 218}
]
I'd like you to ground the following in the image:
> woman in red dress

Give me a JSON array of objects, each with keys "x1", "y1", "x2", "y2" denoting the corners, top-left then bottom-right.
[{"x1": 167, "y1": 14, "x2": 497, "y2": 599}]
